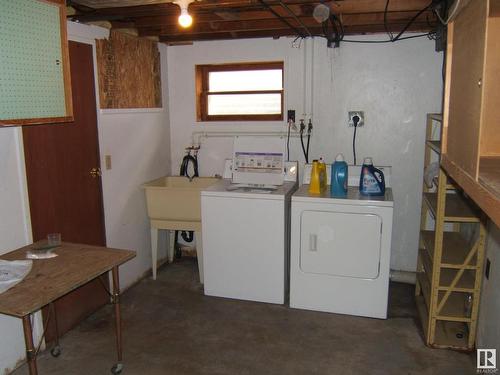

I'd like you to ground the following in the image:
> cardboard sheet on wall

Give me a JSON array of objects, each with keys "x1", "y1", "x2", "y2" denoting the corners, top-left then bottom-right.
[{"x1": 96, "y1": 31, "x2": 162, "y2": 109}]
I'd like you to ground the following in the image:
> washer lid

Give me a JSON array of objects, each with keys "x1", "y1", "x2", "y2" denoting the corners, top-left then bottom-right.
[{"x1": 202, "y1": 179, "x2": 297, "y2": 200}]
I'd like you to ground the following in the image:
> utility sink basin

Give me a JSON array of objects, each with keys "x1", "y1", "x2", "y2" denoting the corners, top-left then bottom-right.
[
  {"x1": 142, "y1": 176, "x2": 220, "y2": 283},
  {"x1": 142, "y1": 176, "x2": 220, "y2": 225}
]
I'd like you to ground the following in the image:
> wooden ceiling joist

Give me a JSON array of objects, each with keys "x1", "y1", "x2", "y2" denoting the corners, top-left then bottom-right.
[
  {"x1": 69, "y1": 0, "x2": 437, "y2": 44},
  {"x1": 133, "y1": 9, "x2": 433, "y2": 29},
  {"x1": 157, "y1": 22, "x2": 431, "y2": 43}
]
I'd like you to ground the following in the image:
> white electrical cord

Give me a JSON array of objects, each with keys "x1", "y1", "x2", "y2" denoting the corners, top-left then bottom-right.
[
  {"x1": 435, "y1": 0, "x2": 461, "y2": 25},
  {"x1": 310, "y1": 37, "x2": 315, "y2": 122}
]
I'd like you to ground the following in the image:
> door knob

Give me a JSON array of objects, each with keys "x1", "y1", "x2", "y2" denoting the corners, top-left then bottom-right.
[{"x1": 90, "y1": 167, "x2": 102, "y2": 178}]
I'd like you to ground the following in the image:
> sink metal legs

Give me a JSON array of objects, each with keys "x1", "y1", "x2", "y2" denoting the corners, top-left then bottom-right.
[
  {"x1": 195, "y1": 231, "x2": 204, "y2": 283},
  {"x1": 151, "y1": 227, "x2": 159, "y2": 280}
]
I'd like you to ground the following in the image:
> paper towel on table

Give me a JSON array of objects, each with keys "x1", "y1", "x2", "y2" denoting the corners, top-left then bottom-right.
[{"x1": 0, "y1": 260, "x2": 33, "y2": 294}]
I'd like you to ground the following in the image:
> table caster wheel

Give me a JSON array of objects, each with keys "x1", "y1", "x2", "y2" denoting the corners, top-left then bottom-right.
[
  {"x1": 50, "y1": 346, "x2": 61, "y2": 357},
  {"x1": 111, "y1": 363, "x2": 123, "y2": 374}
]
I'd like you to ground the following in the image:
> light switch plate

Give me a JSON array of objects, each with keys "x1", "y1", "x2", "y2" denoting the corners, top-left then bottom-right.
[{"x1": 105, "y1": 155, "x2": 112, "y2": 170}]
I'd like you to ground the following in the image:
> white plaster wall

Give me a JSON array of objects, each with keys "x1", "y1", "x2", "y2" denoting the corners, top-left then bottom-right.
[
  {"x1": 478, "y1": 221, "x2": 500, "y2": 351},
  {"x1": 167, "y1": 37, "x2": 304, "y2": 177},
  {"x1": 0, "y1": 128, "x2": 32, "y2": 374},
  {"x1": 97, "y1": 108, "x2": 171, "y2": 286},
  {"x1": 167, "y1": 35, "x2": 443, "y2": 272}
]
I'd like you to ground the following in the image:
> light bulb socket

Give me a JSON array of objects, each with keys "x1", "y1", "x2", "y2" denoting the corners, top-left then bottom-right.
[
  {"x1": 178, "y1": 10, "x2": 193, "y2": 28},
  {"x1": 174, "y1": 0, "x2": 194, "y2": 28}
]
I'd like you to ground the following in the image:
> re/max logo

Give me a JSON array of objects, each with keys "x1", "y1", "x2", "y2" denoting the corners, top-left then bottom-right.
[{"x1": 477, "y1": 349, "x2": 497, "y2": 373}]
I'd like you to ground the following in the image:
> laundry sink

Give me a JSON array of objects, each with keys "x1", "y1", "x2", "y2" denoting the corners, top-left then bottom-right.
[
  {"x1": 142, "y1": 176, "x2": 220, "y2": 224},
  {"x1": 142, "y1": 176, "x2": 220, "y2": 282}
]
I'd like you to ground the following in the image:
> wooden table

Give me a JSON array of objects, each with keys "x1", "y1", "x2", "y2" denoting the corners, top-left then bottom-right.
[{"x1": 0, "y1": 242, "x2": 136, "y2": 375}]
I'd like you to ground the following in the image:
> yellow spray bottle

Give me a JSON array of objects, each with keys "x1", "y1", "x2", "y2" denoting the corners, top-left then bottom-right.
[{"x1": 309, "y1": 160, "x2": 322, "y2": 194}]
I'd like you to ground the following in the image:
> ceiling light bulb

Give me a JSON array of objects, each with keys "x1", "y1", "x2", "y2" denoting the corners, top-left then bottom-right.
[{"x1": 178, "y1": 7, "x2": 193, "y2": 28}]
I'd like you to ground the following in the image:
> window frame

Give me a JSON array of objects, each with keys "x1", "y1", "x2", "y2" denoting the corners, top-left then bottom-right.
[{"x1": 195, "y1": 61, "x2": 284, "y2": 122}]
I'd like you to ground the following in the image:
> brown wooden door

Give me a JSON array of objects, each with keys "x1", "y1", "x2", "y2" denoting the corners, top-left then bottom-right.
[{"x1": 23, "y1": 41, "x2": 108, "y2": 342}]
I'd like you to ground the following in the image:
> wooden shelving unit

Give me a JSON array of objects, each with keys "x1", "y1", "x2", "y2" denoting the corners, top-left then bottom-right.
[
  {"x1": 441, "y1": 0, "x2": 500, "y2": 227},
  {"x1": 415, "y1": 114, "x2": 486, "y2": 351}
]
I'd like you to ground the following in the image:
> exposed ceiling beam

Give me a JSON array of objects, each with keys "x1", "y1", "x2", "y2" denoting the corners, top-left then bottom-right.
[
  {"x1": 137, "y1": 11, "x2": 434, "y2": 36},
  {"x1": 257, "y1": 0, "x2": 305, "y2": 38},
  {"x1": 133, "y1": 9, "x2": 434, "y2": 28},
  {"x1": 71, "y1": 0, "x2": 173, "y2": 8},
  {"x1": 157, "y1": 21, "x2": 431, "y2": 42},
  {"x1": 68, "y1": 0, "x2": 436, "y2": 44},
  {"x1": 70, "y1": 0, "x2": 434, "y2": 21}
]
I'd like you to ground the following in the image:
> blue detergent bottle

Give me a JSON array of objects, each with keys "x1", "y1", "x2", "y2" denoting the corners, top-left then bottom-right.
[
  {"x1": 359, "y1": 157, "x2": 385, "y2": 196},
  {"x1": 331, "y1": 153, "x2": 348, "y2": 197}
]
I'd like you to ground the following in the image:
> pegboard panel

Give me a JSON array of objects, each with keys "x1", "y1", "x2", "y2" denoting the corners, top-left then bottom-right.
[{"x1": 0, "y1": 0, "x2": 71, "y2": 124}]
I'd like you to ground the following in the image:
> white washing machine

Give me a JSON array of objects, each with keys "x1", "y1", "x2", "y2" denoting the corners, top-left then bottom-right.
[
  {"x1": 201, "y1": 137, "x2": 298, "y2": 304},
  {"x1": 290, "y1": 165, "x2": 394, "y2": 319}
]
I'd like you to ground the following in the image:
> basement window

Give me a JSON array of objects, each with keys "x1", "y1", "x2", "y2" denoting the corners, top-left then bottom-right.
[{"x1": 195, "y1": 62, "x2": 284, "y2": 121}]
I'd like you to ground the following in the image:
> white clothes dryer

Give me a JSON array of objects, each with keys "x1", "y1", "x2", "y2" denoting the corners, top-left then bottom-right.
[{"x1": 290, "y1": 165, "x2": 394, "y2": 319}]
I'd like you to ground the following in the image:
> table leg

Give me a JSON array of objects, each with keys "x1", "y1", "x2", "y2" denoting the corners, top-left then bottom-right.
[
  {"x1": 111, "y1": 267, "x2": 123, "y2": 374},
  {"x1": 151, "y1": 226, "x2": 158, "y2": 280},
  {"x1": 50, "y1": 303, "x2": 61, "y2": 357},
  {"x1": 22, "y1": 315, "x2": 38, "y2": 375}
]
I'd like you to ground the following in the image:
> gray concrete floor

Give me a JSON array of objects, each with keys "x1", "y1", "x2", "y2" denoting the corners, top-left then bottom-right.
[{"x1": 13, "y1": 259, "x2": 475, "y2": 375}]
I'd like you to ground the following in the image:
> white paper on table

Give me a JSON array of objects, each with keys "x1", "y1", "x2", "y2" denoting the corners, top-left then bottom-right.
[{"x1": 0, "y1": 259, "x2": 33, "y2": 294}]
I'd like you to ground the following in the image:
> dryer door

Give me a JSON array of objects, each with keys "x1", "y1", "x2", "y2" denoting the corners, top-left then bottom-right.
[{"x1": 300, "y1": 210, "x2": 382, "y2": 279}]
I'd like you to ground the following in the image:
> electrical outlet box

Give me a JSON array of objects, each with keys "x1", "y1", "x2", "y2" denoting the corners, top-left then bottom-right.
[
  {"x1": 287, "y1": 110, "x2": 296, "y2": 123},
  {"x1": 348, "y1": 111, "x2": 365, "y2": 127}
]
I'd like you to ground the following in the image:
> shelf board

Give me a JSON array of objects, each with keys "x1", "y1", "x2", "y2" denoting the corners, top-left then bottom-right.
[
  {"x1": 433, "y1": 320, "x2": 471, "y2": 350},
  {"x1": 423, "y1": 192, "x2": 480, "y2": 222},
  {"x1": 430, "y1": 176, "x2": 456, "y2": 190},
  {"x1": 436, "y1": 291, "x2": 473, "y2": 322},
  {"x1": 417, "y1": 272, "x2": 431, "y2": 310},
  {"x1": 419, "y1": 249, "x2": 476, "y2": 291},
  {"x1": 479, "y1": 156, "x2": 500, "y2": 200},
  {"x1": 428, "y1": 113, "x2": 443, "y2": 122},
  {"x1": 440, "y1": 269, "x2": 476, "y2": 292},
  {"x1": 442, "y1": 155, "x2": 500, "y2": 227},
  {"x1": 415, "y1": 295, "x2": 429, "y2": 342},
  {"x1": 420, "y1": 231, "x2": 477, "y2": 269},
  {"x1": 426, "y1": 140, "x2": 442, "y2": 154},
  {"x1": 417, "y1": 267, "x2": 472, "y2": 323},
  {"x1": 416, "y1": 279, "x2": 472, "y2": 351},
  {"x1": 419, "y1": 249, "x2": 433, "y2": 289}
]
